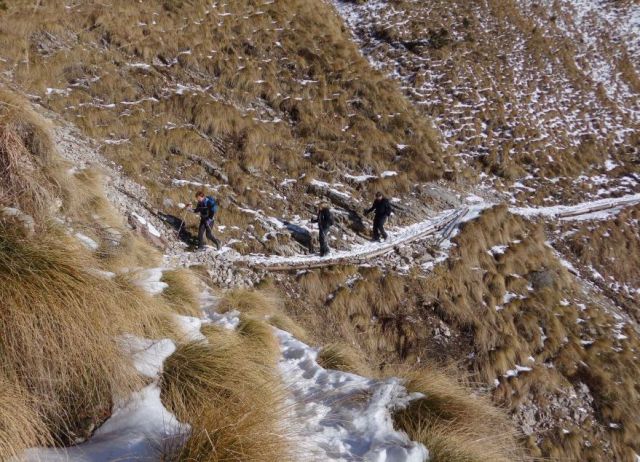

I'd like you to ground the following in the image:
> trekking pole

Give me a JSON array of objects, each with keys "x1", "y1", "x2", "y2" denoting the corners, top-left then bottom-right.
[{"x1": 176, "y1": 206, "x2": 188, "y2": 239}]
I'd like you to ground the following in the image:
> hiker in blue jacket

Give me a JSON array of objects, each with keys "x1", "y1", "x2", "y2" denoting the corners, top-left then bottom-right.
[{"x1": 186, "y1": 191, "x2": 221, "y2": 250}]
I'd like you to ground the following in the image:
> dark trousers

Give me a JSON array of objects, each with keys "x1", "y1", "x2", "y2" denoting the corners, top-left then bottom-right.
[
  {"x1": 319, "y1": 227, "x2": 330, "y2": 256},
  {"x1": 198, "y1": 218, "x2": 218, "y2": 248},
  {"x1": 373, "y1": 215, "x2": 388, "y2": 240}
]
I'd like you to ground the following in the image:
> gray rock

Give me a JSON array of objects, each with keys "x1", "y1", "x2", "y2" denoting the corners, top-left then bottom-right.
[
  {"x1": 1, "y1": 207, "x2": 35, "y2": 235},
  {"x1": 528, "y1": 269, "x2": 556, "y2": 290}
]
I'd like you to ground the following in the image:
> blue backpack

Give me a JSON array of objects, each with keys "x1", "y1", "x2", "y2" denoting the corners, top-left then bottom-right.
[{"x1": 205, "y1": 196, "x2": 218, "y2": 216}]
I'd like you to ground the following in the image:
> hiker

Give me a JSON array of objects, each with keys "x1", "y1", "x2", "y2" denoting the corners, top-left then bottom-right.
[
  {"x1": 186, "y1": 191, "x2": 221, "y2": 250},
  {"x1": 311, "y1": 203, "x2": 334, "y2": 257},
  {"x1": 364, "y1": 191, "x2": 392, "y2": 241}
]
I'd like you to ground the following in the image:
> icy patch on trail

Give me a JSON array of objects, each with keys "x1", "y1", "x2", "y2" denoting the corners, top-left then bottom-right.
[
  {"x1": 23, "y1": 336, "x2": 186, "y2": 462},
  {"x1": 278, "y1": 330, "x2": 428, "y2": 461},
  {"x1": 174, "y1": 315, "x2": 206, "y2": 341},
  {"x1": 121, "y1": 335, "x2": 176, "y2": 379},
  {"x1": 239, "y1": 208, "x2": 466, "y2": 267},
  {"x1": 510, "y1": 193, "x2": 640, "y2": 221}
]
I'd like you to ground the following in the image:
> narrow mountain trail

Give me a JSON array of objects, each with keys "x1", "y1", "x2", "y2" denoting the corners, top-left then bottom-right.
[
  {"x1": 53, "y1": 117, "x2": 640, "y2": 275},
  {"x1": 175, "y1": 193, "x2": 640, "y2": 271}
]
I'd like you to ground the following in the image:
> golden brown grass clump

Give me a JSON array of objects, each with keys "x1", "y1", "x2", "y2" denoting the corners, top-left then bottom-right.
[
  {"x1": 161, "y1": 268, "x2": 202, "y2": 317},
  {"x1": 392, "y1": 367, "x2": 523, "y2": 462},
  {"x1": 161, "y1": 337, "x2": 291, "y2": 462},
  {"x1": 0, "y1": 88, "x2": 189, "y2": 450},
  {"x1": 0, "y1": 89, "x2": 64, "y2": 218},
  {"x1": 293, "y1": 265, "x2": 422, "y2": 366},
  {"x1": 219, "y1": 288, "x2": 309, "y2": 342},
  {"x1": 0, "y1": 376, "x2": 51, "y2": 458},
  {"x1": 0, "y1": 221, "x2": 179, "y2": 445},
  {"x1": 316, "y1": 342, "x2": 372, "y2": 376}
]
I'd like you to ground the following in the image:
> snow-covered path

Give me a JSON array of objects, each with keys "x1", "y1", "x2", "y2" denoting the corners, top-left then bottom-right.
[
  {"x1": 235, "y1": 207, "x2": 468, "y2": 270},
  {"x1": 202, "y1": 294, "x2": 430, "y2": 462},
  {"x1": 232, "y1": 193, "x2": 640, "y2": 271},
  {"x1": 277, "y1": 329, "x2": 428, "y2": 461}
]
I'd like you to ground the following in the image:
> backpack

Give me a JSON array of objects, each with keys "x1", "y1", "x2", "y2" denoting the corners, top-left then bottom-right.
[
  {"x1": 205, "y1": 196, "x2": 218, "y2": 216},
  {"x1": 326, "y1": 210, "x2": 334, "y2": 227}
]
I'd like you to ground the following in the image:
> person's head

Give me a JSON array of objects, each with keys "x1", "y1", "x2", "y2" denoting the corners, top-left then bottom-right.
[
  {"x1": 195, "y1": 191, "x2": 205, "y2": 203},
  {"x1": 375, "y1": 191, "x2": 384, "y2": 199}
]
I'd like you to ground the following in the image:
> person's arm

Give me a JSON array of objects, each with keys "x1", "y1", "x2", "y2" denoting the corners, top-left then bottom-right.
[{"x1": 364, "y1": 201, "x2": 375, "y2": 215}]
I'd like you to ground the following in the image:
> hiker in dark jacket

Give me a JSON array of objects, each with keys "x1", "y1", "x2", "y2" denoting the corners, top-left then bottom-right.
[
  {"x1": 364, "y1": 192, "x2": 392, "y2": 241},
  {"x1": 311, "y1": 203, "x2": 334, "y2": 256},
  {"x1": 186, "y1": 191, "x2": 221, "y2": 250}
]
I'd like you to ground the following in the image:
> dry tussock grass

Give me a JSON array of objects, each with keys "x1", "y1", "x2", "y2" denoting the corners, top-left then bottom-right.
[
  {"x1": 161, "y1": 268, "x2": 202, "y2": 317},
  {"x1": 161, "y1": 337, "x2": 291, "y2": 462},
  {"x1": 218, "y1": 287, "x2": 309, "y2": 342},
  {"x1": 101, "y1": 233, "x2": 163, "y2": 270},
  {"x1": 0, "y1": 90, "x2": 192, "y2": 450},
  {"x1": 0, "y1": 0, "x2": 451, "y2": 215},
  {"x1": 0, "y1": 222, "x2": 179, "y2": 445},
  {"x1": 316, "y1": 342, "x2": 372, "y2": 376},
  {"x1": 0, "y1": 89, "x2": 64, "y2": 218},
  {"x1": 0, "y1": 376, "x2": 51, "y2": 458},
  {"x1": 391, "y1": 367, "x2": 523, "y2": 462},
  {"x1": 294, "y1": 266, "x2": 423, "y2": 365},
  {"x1": 237, "y1": 315, "x2": 281, "y2": 366}
]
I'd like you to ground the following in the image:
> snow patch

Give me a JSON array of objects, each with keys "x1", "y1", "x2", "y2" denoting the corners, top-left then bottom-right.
[
  {"x1": 277, "y1": 329, "x2": 428, "y2": 461},
  {"x1": 75, "y1": 232, "x2": 99, "y2": 250}
]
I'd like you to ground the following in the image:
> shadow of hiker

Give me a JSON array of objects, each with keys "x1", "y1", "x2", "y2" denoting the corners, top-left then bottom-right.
[
  {"x1": 282, "y1": 221, "x2": 314, "y2": 253},
  {"x1": 346, "y1": 209, "x2": 366, "y2": 235},
  {"x1": 157, "y1": 211, "x2": 198, "y2": 247}
]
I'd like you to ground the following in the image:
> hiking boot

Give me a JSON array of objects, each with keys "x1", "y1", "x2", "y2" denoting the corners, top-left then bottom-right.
[{"x1": 214, "y1": 238, "x2": 221, "y2": 250}]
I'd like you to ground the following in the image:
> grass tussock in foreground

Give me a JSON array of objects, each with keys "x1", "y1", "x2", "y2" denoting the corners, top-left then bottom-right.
[
  {"x1": 0, "y1": 222, "x2": 181, "y2": 445},
  {"x1": 392, "y1": 368, "x2": 522, "y2": 462},
  {"x1": 0, "y1": 87, "x2": 201, "y2": 453},
  {"x1": 0, "y1": 376, "x2": 51, "y2": 458},
  {"x1": 161, "y1": 335, "x2": 291, "y2": 462}
]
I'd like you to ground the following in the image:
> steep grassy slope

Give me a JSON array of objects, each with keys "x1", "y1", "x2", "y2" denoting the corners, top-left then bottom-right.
[
  {"x1": 0, "y1": 0, "x2": 451, "y2": 211},
  {"x1": 1, "y1": 1, "x2": 638, "y2": 461},
  {"x1": 334, "y1": 0, "x2": 639, "y2": 204},
  {"x1": 553, "y1": 205, "x2": 640, "y2": 320}
]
